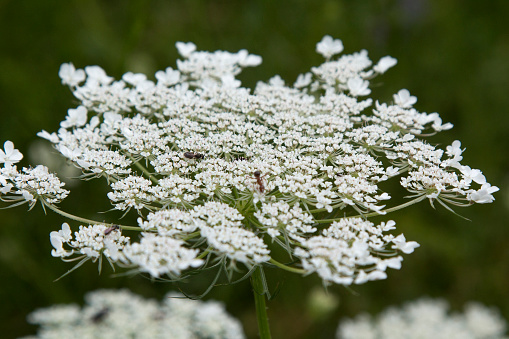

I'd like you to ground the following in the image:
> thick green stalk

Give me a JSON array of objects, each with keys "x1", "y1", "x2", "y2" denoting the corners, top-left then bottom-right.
[{"x1": 251, "y1": 266, "x2": 272, "y2": 339}]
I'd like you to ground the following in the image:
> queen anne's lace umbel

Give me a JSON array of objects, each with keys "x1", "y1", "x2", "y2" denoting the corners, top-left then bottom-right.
[
  {"x1": 336, "y1": 298, "x2": 508, "y2": 339},
  {"x1": 22, "y1": 289, "x2": 245, "y2": 339},
  {"x1": 0, "y1": 36, "x2": 498, "y2": 286}
]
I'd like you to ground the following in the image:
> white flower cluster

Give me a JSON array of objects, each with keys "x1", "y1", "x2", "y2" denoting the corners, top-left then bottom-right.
[
  {"x1": 22, "y1": 289, "x2": 245, "y2": 339},
  {"x1": 3, "y1": 36, "x2": 498, "y2": 286},
  {"x1": 50, "y1": 222, "x2": 203, "y2": 278},
  {"x1": 50, "y1": 223, "x2": 130, "y2": 263},
  {"x1": 0, "y1": 141, "x2": 69, "y2": 208},
  {"x1": 254, "y1": 201, "x2": 316, "y2": 240},
  {"x1": 294, "y1": 218, "x2": 416, "y2": 285},
  {"x1": 336, "y1": 298, "x2": 508, "y2": 339},
  {"x1": 123, "y1": 233, "x2": 203, "y2": 278}
]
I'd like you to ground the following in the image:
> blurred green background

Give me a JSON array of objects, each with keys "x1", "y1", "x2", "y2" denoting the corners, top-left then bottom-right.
[{"x1": 1, "y1": 1, "x2": 509, "y2": 338}]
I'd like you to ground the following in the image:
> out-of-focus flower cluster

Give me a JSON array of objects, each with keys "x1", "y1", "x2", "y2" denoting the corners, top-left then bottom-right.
[
  {"x1": 21, "y1": 289, "x2": 245, "y2": 339},
  {"x1": 336, "y1": 298, "x2": 508, "y2": 339},
  {"x1": 0, "y1": 36, "x2": 498, "y2": 286}
]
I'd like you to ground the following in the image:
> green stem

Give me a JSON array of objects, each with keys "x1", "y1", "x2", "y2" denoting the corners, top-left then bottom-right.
[
  {"x1": 360, "y1": 195, "x2": 427, "y2": 218},
  {"x1": 251, "y1": 266, "x2": 272, "y2": 339},
  {"x1": 129, "y1": 156, "x2": 159, "y2": 184},
  {"x1": 196, "y1": 247, "x2": 211, "y2": 260},
  {"x1": 314, "y1": 195, "x2": 427, "y2": 223},
  {"x1": 269, "y1": 258, "x2": 306, "y2": 274},
  {"x1": 42, "y1": 201, "x2": 139, "y2": 231}
]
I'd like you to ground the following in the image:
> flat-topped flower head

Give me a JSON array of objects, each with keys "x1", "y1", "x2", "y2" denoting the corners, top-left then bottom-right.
[
  {"x1": 337, "y1": 298, "x2": 508, "y2": 339},
  {"x1": 295, "y1": 218, "x2": 410, "y2": 286},
  {"x1": 1, "y1": 36, "x2": 498, "y2": 289},
  {"x1": 0, "y1": 160, "x2": 69, "y2": 209},
  {"x1": 24, "y1": 289, "x2": 246, "y2": 339},
  {"x1": 50, "y1": 223, "x2": 130, "y2": 264},
  {"x1": 123, "y1": 234, "x2": 203, "y2": 278}
]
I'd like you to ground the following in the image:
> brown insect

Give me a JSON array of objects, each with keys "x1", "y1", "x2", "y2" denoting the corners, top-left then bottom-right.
[
  {"x1": 104, "y1": 225, "x2": 120, "y2": 235},
  {"x1": 183, "y1": 151, "x2": 204, "y2": 160},
  {"x1": 90, "y1": 307, "x2": 109, "y2": 323},
  {"x1": 253, "y1": 170, "x2": 265, "y2": 193}
]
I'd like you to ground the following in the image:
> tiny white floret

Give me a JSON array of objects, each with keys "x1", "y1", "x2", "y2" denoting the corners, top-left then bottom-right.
[
  {"x1": 0, "y1": 141, "x2": 23, "y2": 166},
  {"x1": 58, "y1": 63, "x2": 85, "y2": 87},
  {"x1": 60, "y1": 106, "x2": 88, "y2": 128},
  {"x1": 176, "y1": 41, "x2": 197, "y2": 58},
  {"x1": 393, "y1": 89, "x2": 417, "y2": 108},
  {"x1": 373, "y1": 56, "x2": 397, "y2": 74},
  {"x1": 316, "y1": 35, "x2": 344, "y2": 59}
]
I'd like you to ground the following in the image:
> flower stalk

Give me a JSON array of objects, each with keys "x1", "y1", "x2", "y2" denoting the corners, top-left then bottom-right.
[
  {"x1": 251, "y1": 266, "x2": 272, "y2": 339},
  {"x1": 42, "y1": 200, "x2": 138, "y2": 230}
]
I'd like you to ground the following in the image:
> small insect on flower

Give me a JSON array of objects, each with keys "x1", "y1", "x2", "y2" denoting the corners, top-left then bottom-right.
[
  {"x1": 183, "y1": 151, "x2": 204, "y2": 160},
  {"x1": 90, "y1": 307, "x2": 109, "y2": 323},
  {"x1": 253, "y1": 170, "x2": 265, "y2": 193},
  {"x1": 104, "y1": 225, "x2": 120, "y2": 235}
]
